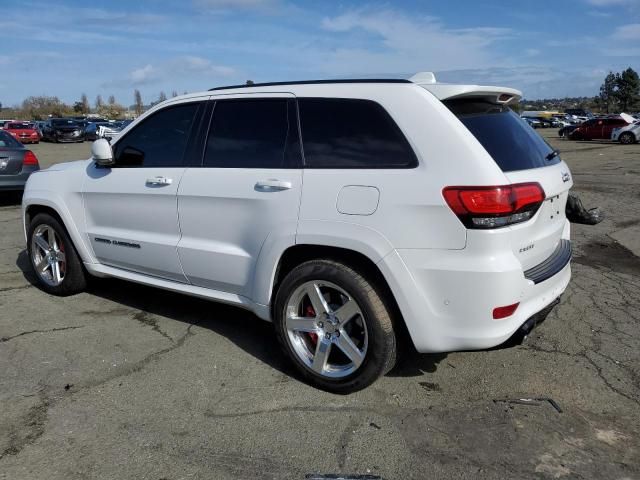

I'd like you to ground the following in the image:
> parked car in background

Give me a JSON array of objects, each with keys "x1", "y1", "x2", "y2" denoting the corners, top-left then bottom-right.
[
  {"x1": 0, "y1": 130, "x2": 40, "y2": 191},
  {"x1": 42, "y1": 118, "x2": 84, "y2": 143},
  {"x1": 565, "y1": 108, "x2": 593, "y2": 118},
  {"x1": 33, "y1": 121, "x2": 46, "y2": 138},
  {"x1": 523, "y1": 117, "x2": 542, "y2": 128},
  {"x1": 568, "y1": 117, "x2": 629, "y2": 141},
  {"x1": 84, "y1": 122, "x2": 112, "y2": 141},
  {"x1": 0, "y1": 120, "x2": 16, "y2": 130},
  {"x1": 22, "y1": 74, "x2": 573, "y2": 392},
  {"x1": 559, "y1": 124, "x2": 579, "y2": 138},
  {"x1": 611, "y1": 120, "x2": 640, "y2": 144},
  {"x1": 4, "y1": 122, "x2": 40, "y2": 144},
  {"x1": 98, "y1": 120, "x2": 132, "y2": 142}
]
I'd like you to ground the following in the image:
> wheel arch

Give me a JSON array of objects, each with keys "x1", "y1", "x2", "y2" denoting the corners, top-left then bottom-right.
[
  {"x1": 268, "y1": 243, "x2": 415, "y2": 351},
  {"x1": 23, "y1": 197, "x2": 95, "y2": 264}
]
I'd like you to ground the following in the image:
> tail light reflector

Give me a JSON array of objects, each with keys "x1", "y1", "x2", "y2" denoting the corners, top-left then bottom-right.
[
  {"x1": 493, "y1": 302, "x2": 519, "y2": 319},
  {"x1": 23, "y1": 151, "x2": 39, "y2": 166},
  {"x1": 443, "y1": 183, "x2": 545, "y2": 228}
]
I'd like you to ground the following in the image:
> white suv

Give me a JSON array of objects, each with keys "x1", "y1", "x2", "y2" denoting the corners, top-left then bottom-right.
[{"x1": 22, "y1": 73, "x2": 573, "y2": 392}]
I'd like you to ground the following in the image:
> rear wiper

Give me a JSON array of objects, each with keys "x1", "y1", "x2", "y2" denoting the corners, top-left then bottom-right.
[{"x1": 546, "y1": 149, "x2": 560, "y2": 161}]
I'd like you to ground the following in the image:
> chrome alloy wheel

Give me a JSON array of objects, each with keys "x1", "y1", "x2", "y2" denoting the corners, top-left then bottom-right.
[
  {"x1": 284, "y1": 281, "x2": 368, "y2": 378},
  {"x1": 31, "y1": 225, "x2": 66, "y2": 287}
]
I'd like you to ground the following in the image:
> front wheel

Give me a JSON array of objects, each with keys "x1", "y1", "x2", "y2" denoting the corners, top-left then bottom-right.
[
  {"x1": 619, "y1": 132, "x2": 636, "y2": 144},
  {"x1": 27, "y1": 213, "x2": 87, "y2": 296},
  {"x1": 273, "y1": 259, "x2": 397, "y2": 393}
]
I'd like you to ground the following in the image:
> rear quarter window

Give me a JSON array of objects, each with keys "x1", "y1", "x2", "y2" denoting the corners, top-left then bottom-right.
[
  {"x1": 445, "y1": 99, "x2": 559, "y2": 172},
  {"x1": 298, "y1": 98, "x2": 417, "y2": 169}
]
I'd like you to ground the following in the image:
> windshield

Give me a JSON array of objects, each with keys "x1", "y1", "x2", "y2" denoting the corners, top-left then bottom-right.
[
  {"x1": 7, "y1": 123, "x2": 34, "y2": 129},
  {"x1": 52, "y1": 119, "x2": 80, "y2": 127},
  {"x1": 445, "y1": 99, "x2": 560, "y2": 172}
]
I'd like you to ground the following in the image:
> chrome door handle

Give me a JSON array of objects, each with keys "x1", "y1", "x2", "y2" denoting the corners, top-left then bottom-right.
[
  {"x1": 146, "y1": 176, "x2": 173, "y2": 186},
  {"x1": 255, "y1": 179, "x2": 292, "y2": 192}
]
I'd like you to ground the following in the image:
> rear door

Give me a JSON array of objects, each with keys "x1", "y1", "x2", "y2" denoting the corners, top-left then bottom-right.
[
  {"x1": 445, "y1": 99, "x2": 573, "y2": 270},
  {"x1": 176, "y1": 94, "x2": 303, "y2": 297},
  {"x1": 83, "y1": 99, "x2": 204, "y2": 282}
]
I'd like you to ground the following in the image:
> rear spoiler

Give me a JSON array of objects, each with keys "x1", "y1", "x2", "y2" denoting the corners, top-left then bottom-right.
[{"x1": 409, "y1": 71, "x2": 522, "y2": 104}]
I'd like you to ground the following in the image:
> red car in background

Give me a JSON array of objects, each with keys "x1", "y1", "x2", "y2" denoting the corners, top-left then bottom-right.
[
  {"x1": 4, "y1": 122, "x2": 40, "y2": 144},
  {"x1": 568, "y1": 117, "x2": 629, "y2": 141}
]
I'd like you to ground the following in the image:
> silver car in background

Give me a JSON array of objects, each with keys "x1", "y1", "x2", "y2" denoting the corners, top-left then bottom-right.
[{"x1": 0, "y1": 130, "x2": 40, "y2": 191}]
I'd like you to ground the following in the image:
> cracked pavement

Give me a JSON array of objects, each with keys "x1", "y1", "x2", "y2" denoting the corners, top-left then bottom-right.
[{"x1": 0, "y1": 134, "x2": 639, "y2": 479}]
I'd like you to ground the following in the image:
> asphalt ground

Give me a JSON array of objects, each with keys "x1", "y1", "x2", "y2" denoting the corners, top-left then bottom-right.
[{"x1": 0, "y1": 131, "x2": 639, "y2": 479}]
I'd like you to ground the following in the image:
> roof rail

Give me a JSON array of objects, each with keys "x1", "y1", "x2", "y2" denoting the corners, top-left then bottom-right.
[{"x1": 208, "y1": 78, "x2": 412, "y2": 91}]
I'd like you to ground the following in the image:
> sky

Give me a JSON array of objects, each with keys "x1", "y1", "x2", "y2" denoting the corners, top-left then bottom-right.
[{"x1": 1, "y1": 0, "x2": 639, "y2": 107}]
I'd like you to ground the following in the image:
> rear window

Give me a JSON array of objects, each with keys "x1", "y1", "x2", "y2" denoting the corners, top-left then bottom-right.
[
  {"x1": 298, "y1": 98, "x2": 417, "y2": 169},
  {"x1": 445, "y1": 99, "x2": 559, "y2": 172},
  {"x1": 52, "y1": 119, "x2": 79, "y2": 127},
  {"x1": 0, "y1": 131, "x2": 22, "y2": 148}
]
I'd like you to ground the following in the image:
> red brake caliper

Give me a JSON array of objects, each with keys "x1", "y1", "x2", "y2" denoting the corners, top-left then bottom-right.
[{"x1": 306, "y1": 304, "x2": 318, "y2": 346}]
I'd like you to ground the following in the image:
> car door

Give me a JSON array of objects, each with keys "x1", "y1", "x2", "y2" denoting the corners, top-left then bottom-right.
[
  {"x1": 83, "y1": 99, "x2": 205, "y2": 282},
  {"x1": 177, "y1": 94, "x2": 303, "y2": 298},
  {"x1": 590, "y1": 119, "x2": 605, "y2": 139}
]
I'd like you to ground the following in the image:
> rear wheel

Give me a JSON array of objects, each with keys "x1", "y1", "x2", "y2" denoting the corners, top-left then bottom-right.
[
  {"x1": 28, "y1": 213, "x2": 87, "y2": 296},
  {"x1": 619, "y1": 132, "x2": 636, "y2": 144},
  {"x1": 273, "y1": 259, "x2": 397, "y2": 393}
]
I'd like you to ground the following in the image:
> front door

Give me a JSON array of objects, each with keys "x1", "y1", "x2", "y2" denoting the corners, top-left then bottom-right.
[
  {"x1": 83, "y1": 100, "x2": 204, "y2": 282},
  {"x1": 177, "y1": 94, "x2": 303, "y2": 298}
]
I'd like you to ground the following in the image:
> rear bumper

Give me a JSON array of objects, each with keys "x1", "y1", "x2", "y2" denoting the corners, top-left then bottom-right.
[
  {"x1": 0, "y1": 168, "x2": 37, "y2": 191},
  {"x1": 378, "y1": 229, "x2": 572, "y2": 353}
]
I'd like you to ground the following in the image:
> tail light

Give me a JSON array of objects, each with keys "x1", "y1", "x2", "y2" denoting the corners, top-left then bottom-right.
[
  {"x1": 23, "y1": 151, "x2": 39, "y2": 166},
  {"x1": 443, "y1": 183, "x2": 545, "y2": 229}
]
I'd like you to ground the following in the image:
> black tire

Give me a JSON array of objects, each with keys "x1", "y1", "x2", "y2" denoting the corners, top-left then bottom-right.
[
  {"x1": 27, "y1": 213, "x2": 87, "y2": 296},
  {"x1": 273, "y1": 259, "x2": 397, "y2": 393},
  {"x1": 619, "y1": 132, "x2": 636, "y2": 145}
]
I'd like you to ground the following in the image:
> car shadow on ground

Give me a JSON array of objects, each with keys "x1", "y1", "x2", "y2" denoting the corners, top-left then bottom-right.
[
  {"x1": 0, "y1": 191, "x2": 23, "y2": 207},
  {"x1": 16, "y1": 249, "x2": 448, "y2": 381}
]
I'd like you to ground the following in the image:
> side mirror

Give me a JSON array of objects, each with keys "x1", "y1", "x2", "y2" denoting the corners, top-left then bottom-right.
[{"x1": 92, "y1": 138, "x2": 114, "y2": 167}]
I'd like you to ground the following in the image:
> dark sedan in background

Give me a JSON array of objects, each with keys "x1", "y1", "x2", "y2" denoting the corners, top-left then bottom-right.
[
  {"x1": 42, "y1": 118, "x2": 84, "y2": 143},
  {"x1": 0, "y1": 130, "x2": 40, "y2": 191}
]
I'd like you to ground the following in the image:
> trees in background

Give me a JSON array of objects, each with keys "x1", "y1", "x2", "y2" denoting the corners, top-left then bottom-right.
[
  {"x1": 134, "y1": 89, "x2": 144, "y2": 116},
  {"x1": 21, "y1": 96, "x2": 70, "y2": 120},
  {"x1": 598, "y1": 67, "x2": 640, "y2": 113}
]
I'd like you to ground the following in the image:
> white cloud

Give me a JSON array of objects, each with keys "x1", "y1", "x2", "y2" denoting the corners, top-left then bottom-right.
[
  {"x1": 612, "y1": 23, "x2": 640, "y2": 40},
  {"x1": 319, "y1": 9, "x2": 511, "y2": 74},
  {"x1": 130, "y1": 64, "x2": 157, "y2": 85},
  {"x1": 585, "y1": 0, "x2": 638, "y2": 5},
  {"x1": 121, "y1": 56, "x2": 235, "y2": 87},
  {"x1": 193, "y1": 0, "x2": 281, "y2": 12},
  {"x1": 525, "y1": 48, "x2": 541, "y2": 56}
]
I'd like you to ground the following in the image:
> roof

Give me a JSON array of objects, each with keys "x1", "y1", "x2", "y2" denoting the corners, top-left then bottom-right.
[{"x1": 202, "y1": 71, "x2": 522, "y2": 104}]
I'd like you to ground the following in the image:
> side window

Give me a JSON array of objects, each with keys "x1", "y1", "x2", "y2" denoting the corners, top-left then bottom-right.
[
  {"x1": 298, "y1": 98, "x2": 418, "y2": 169},
  {"x1": 203, "y1": 98, "x2": 299, "y2": 168},
  {"x1": 113, "y1": 102, "x2": 200, "y2": 168}
]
